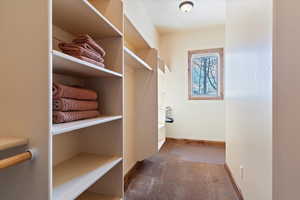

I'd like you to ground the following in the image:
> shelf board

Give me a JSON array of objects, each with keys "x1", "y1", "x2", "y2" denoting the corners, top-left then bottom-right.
[
  {"x1": 0, "y1": 136, "x2": 28, "y2": 151},
  {"x1": 124, "y1": 47, "x2": 152, "y2": 71},
  {"x1": 52, "y1": 50, "x2": 122, "y2": 78},
  {"x1": 77, "y1": 192, "x2": 121, "y2": 200},
  {"x1": 53, "y1": 0, "x2": 122, "y2": 38},
  {"x1": 53, "y1": 153, "x2": 122, "y2": 200},
  {"x1": 52, "y1": 115, "x2": 123, "y2": 135},
  {"x1": 158, "y1": 124, "x2": 165, "y2": 129},
  {"x1": 158, "y1": 139, "x2": 166, "y2": 151},
  {"x1": 158, "y1": 57, "x2": 166, "y2": 73},
  {"x1": 124, "y1": 15, "x2": 151, "y2": 49}
]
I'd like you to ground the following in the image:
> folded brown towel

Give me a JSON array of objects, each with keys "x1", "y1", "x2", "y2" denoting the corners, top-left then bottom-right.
[
  {"x1": 72, "y1": 55, "x2": 105, "y2": 68},
  {"x1": 53, "y1": 83, "x2": 98, "y2": 100},
  {"x1": 59, "y1": 42, "x2": 103, "y2": 62},
  {"x1": 53, "y1": 110, "x2": 100, "y2": 124},
  {"x1": 78, "y1": 43, "x2": 98, "y2": 53},
  {"x1": 73, "y1": 35, "x2": 106, "y2": 57},
  {"x1": 53, "y1": 98, "x2": 98, "y2": 111}
]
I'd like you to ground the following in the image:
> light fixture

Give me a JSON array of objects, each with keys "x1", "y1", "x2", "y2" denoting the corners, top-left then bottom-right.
[{"x1": 179, "y1": 0, "x2": 194, "y2": 13}]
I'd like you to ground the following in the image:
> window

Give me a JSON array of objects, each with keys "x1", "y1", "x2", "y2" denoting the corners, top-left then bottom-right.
[{"x1": 188, "y1": 48, "x2": 224, "y2": 100}]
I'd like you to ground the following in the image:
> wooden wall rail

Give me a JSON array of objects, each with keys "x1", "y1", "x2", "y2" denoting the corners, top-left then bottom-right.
[{"x1": 0, "y1": 151, "x2": 32, "y2": 169}]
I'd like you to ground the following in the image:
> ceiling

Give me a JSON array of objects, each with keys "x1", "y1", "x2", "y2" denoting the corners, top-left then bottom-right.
[{"x1": 141, "y1": 0, "x2": 226, "y2": 34}]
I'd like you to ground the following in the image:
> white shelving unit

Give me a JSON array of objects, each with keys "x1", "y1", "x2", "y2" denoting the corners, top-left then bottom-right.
[
  {"x1": 53, "y1": 153, "x2": 122, "y2": 200},
  {"x1": 0, "y1": 0, "x2": 159, "y2": 199},
  {"x1": 158, "y1": 139, "x2": 166, "y2": 151},
  {"x1": 124, "y1": 47, "x2": 152, "y2": 71},
  {"x1": 123, "y1": 14, "x2": 158, "y2": 174},
  {"x1": 53, "y1": 0, "x2": 122, "y2": 38},
  {"x1": 53, "y1": 50, "x2": 123, "y2": 78},
  {"x1": 124, "y1": 14, "x2": 151, "y2": 49},
  {"x1": 158, "y1": 62, "x2": 167, "y2": 151},
  {"x1": 52, "y1": 115, "x2": 123, "y2": 135},
  {"x1": 159, "y1": 124, "x2": 165, "y2": 129},
  {"x1": 52, "y1": 0, "x2": 124, "y2": 199}
]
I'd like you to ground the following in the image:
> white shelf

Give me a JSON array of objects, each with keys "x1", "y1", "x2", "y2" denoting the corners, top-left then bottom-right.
[
  {"x1": 52, "y1": 50, "x2": 122, "y2": 78},
  {"x1": 53, "y1": 153, "x2": 122, "y2": 200},
  {"x1": 124, "y1": 47, "x2": 152, "y2": 71},
  {"x1": 158, "y1": 124, "x2": 165, "y2": 129},
  {"x1": 0, "y1": 136, "x2": 28, "y2": 151},
  {"x1": 77, "y1": 192, "x2": 121, "y2": 200},
  {"x1": 53, "y1": 0, "x2": 122, "y2": 38},
  {"x1": 52, "y1": 115, "x2": 123, "y2": 135},
  {"x1": 158, "y1": 139, "x2": 166, "y2": 151}
]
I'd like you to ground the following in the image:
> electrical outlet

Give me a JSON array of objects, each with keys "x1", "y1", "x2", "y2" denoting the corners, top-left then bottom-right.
[{"x1": 240, "y1": 165, "x2": 244, "y2": 180}]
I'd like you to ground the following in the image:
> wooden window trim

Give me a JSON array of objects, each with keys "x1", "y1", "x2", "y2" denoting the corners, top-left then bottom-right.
[{"x1": 188, "y1": 48, "x2": 224, "y2": 100}]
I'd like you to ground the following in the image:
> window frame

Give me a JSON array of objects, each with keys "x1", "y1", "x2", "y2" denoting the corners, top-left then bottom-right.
[{"x1": 188, "y1": 48, "x2": 224, "y2": 100}]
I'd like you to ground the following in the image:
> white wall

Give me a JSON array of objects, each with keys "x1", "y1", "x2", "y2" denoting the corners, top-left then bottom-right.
[
  {"x1": 124, "y1": 0, "x2": 159, "y2": 48},
  {"x1": 159, "y1": 26, "x2": 226, "y2": 142},
  {"x1": 225, "y1": 0, "x2": 272, "y2": 199},
  {"x1": 273, "y1": 0, "x2": 300, "y2": 199}
]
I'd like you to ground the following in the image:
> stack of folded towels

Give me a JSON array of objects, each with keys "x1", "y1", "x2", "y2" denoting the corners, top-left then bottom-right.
[
  {"x1": 58, "y1": 34, "x2": 106, "y2": 68},
  {"x1": 53, "y1": 82, "x2": 100, "y2": 124}
]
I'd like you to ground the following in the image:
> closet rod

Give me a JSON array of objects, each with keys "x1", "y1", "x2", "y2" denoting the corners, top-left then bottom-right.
[{"x1": 0, "y1": 151, "x2": 33, "y2": 169}]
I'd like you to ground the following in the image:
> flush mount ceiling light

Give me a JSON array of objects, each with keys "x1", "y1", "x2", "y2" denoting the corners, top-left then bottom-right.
[{"x1": 179, "y1": 0, "x2": 194, "y2": 13}]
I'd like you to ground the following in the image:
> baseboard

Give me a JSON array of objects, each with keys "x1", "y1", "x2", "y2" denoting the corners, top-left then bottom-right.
[
  {"x1": 166, "y1": 137, "x2": 225, "y2": 147},
  {"x1": 224, "y1": 163, "x2": 244, "y2": 200},
  {"x1": 124, "y1": 161, "x2": 144, "y2": 191}
]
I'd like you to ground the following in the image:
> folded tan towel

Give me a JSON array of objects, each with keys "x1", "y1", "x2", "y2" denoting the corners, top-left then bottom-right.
[
  {"x1": 53, "y1": 110, "x2": 100, "y2": 124},
  {"x1": 59, "y1": 42, "x2": 103, "y2": 62},
  {"x1": 53, "y1": 98, "x2": 98, "y2": 111},
  {"x1": 53, "y1": 83, "x2": 98, "y2": 100},
  {"x1": 73, "y1": 34, "x2": 106, "y2": 57}
]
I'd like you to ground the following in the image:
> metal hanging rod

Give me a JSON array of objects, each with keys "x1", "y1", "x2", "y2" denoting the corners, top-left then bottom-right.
[{"x1": 0, "y1": 149, "x2": 35, "y2": 169}]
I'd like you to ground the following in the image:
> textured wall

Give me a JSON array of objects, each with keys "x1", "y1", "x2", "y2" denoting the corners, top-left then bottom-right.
[
  {"x1": 225, "y1": 0, "x2": 273, "y2": 199},
  {"x1": 159, "y1": 26, "x2": 226, "y2": 142}
]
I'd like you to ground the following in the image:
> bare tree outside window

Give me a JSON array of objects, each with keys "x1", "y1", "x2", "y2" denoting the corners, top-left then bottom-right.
[{"x1": 188, "y1": 48, "x2": 224, "y2": 100}]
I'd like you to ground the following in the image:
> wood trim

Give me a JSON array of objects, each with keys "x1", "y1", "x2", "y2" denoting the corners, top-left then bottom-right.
[
  {"x1": 166, "y1": 137, "x2": 225, "y2": 148},
  {"x1": 224, "y1": 163, "x2": 244, "y2": 200},
  {"x1": 188, "y1": 48, "x2": 224, "y2": 100},
  {"x1": 124, "y1": 161, "x2": 144, "y2": 191},
  {"x1": 0, "y1": 151, "x2": 32, "y2": 169}
]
